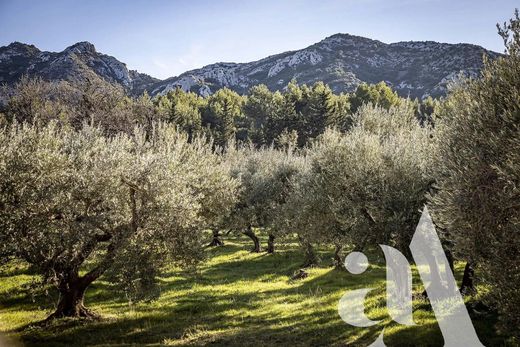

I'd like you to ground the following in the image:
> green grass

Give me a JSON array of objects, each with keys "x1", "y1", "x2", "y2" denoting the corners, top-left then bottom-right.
[{"x1": 0, "y1": 234, "x2": 512, "y2": 346}]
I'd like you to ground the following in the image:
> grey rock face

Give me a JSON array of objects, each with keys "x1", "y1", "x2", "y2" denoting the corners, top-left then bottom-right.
[
  {"x1": 0, "y1": 35, "x2": 500, "y2": 98},
  {"x1": 150, "y1": 34, "x2": 499, "y2": 98},
  {"x1": 0, "y1": 41, "x2": 158, "y2": 95}
]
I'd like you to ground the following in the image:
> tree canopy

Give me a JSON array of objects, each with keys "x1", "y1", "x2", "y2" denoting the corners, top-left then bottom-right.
[
  {"x1": 430, "y1": 10, "x2": 520, "y2": 334},
  {"x1": 0, "y1": 122, "x2": 238, "y2": 317}
]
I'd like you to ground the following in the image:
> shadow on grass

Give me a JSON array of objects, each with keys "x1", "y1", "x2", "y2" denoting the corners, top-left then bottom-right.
[
  {"x1": 14, "y1": 280, "x2": 386, "y2": 347},
  {"x1": 2, "y1": 234, "x2": 511, "y2": 347}
]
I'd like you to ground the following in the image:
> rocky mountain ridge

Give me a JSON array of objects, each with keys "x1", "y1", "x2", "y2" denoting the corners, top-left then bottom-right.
[
  {"x1": 0, "y1": 34, "x2": 501, "y2": 98},
  {"x1": 150, "y1": 34, "x2": 500, "y2": 98},
  {"x1": 0, "y1": 41, "x2": 158, "y2": 95}
]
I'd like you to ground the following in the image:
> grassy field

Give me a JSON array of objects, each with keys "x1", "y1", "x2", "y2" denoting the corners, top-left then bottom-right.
[{"x1": 0, "y1": 233, "x2": 512, "y2": 346}]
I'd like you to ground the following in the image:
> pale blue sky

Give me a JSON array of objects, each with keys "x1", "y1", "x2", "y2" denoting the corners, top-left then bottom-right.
[{"x1": 0, "y1": 0, "x2": 517, "y2": 79}]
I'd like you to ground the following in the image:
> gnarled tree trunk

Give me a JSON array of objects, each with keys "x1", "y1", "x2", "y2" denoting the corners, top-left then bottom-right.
[
  {"x1": 47, "y1": 274, "x2": 99, "y2": 320},
  {"x1": 51, "y1": 285, "x2": 92, "y2": 319},
  {"x1": 243, "y1": 225, "x2": 260, "y2": 253},
  {"x1": 46, "y1": 189, "x2": 139, "y2": 320},
  {"x1": 299, "y1": 236, "x2": 319, "y2": 268},
  {"x1": 267, "y1": 234, "x2": 275, "y2": 254},
  {"x1": 460, "y1": 262, "x2": 476, "y2": 296},
  {"x1": 208, "y1": 230, "x2": 224, "y2": 247},
  {"x1": 333, "y1": 244, "x2": 343, "y2": 268},
  {"x1": 444, "y1": 247, "x2": 455, "y2": 273}
]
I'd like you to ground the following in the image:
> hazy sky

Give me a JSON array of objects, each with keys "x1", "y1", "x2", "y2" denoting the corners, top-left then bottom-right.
[{"x1": 0, "y1": 0, "x2": 517, "y2": 79}]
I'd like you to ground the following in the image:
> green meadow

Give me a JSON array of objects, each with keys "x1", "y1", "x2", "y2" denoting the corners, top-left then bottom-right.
[{"x1": 0, "y1": 234, "x2": 509, "y2": 347}]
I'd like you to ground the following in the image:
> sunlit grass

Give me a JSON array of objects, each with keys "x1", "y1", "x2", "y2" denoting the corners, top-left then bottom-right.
[{"x1": 0, "y1": 233, "x2": 509, "y2": 346}]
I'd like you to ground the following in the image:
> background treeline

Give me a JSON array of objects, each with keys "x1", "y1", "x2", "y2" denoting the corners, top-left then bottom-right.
[
  {"x1": 0, "y1": 76, "x2": 436, "y2": 148},
  {"x1": 0, "y1": 11, "x2": 518, "y2": 340}
]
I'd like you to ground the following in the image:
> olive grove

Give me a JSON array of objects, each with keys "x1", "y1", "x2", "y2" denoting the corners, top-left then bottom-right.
[{"x1": 0, "y1": 12, "x2": 519, "y2": 339}]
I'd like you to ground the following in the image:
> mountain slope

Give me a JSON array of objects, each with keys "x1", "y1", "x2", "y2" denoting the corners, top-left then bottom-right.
[
  {"x1": 150, "y1": 34, "x2": 500, "y2": 98},
  {"x1": 0, "y1": 41, "x2": 158, "y2": 95},
  {"x1": 0, "y1": 35, "x2": 500, "y2": 99}
]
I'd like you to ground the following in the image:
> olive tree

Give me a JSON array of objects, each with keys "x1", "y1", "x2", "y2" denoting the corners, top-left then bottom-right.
[
  {"x1": 429, "y1": 10, "x2": 520, "y2": 335},
  {"x1": 283, "y1": 102, "x2": 432, "y2": 266},
  {"x1": 224, "y1": 145, "x2": 304, "y2": 253},
  {"x1": 274, "y1": 156, "x2": 323, "y2": 267},
  {"x1": 259, "y1": 148, "x2": 304, "y2": 253},
  {"x1": 0, "y1": 122, "x2": 238, "y2": 318},
  {"x1": 352, "y1": 103, "x2": 433, "y2": 252}
]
